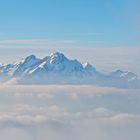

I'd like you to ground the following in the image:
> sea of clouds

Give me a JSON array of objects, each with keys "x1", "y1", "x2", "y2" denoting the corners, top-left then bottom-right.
[{"x1": 0, "y1": 81, "x2": 140, "y2": 140}]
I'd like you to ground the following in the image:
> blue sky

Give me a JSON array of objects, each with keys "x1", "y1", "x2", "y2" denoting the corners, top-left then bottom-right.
[{"x1": 0, "y1": 0, "x2": 140, "y2": 48}]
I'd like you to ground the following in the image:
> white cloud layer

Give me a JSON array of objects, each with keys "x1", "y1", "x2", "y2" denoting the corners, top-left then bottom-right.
[{"x1": 0, "y1": 84, "x2": 140, "y2": 140}]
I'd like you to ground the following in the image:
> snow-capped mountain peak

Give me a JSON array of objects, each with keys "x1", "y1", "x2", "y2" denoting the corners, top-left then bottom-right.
[
  {"x1": 49, "y1": 52, "x2": 68, "y2": 64},
  {"x1": 22, "y1": 54, "x2": 37, "y2": 62},
  {"x1": 111, "y1": 70, "x2": 137, "y2": 80},
  {"x1": 83, "y1": 62, "x2": 96, "y2": 73},
  {"x1": 13, "y1": 54, "x2": 40, "y2": 76},
  {"x1": 0, "y1": 52, "x2": 139, "y2": 88}
]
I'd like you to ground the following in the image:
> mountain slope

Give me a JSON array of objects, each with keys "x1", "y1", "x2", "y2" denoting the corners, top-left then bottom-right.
[{"x1": 0, "y1": 52, "x2": 139, "y2": 88}]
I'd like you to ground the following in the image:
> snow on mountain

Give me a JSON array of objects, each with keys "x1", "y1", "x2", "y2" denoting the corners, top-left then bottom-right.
[
  {"x1": 111, "y1": 70, "x2": 138, "y2": 81},
  {"x1": 0, "y1": 52, "x2": 139, "y2": 88},
  {"x1": 13, "y1": 54, "x2": 41, "y2": 77}
]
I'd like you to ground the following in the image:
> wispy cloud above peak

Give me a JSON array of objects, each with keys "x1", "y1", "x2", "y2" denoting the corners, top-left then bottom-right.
[{"x1": 0, "y1": 39, "x2": 80, "y2": 49}]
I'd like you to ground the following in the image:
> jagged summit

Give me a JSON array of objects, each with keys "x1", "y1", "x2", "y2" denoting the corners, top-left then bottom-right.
[
  {"x1": 20, "y1": 54, "x2": 39, "y2": 64},
  {"x1": 111, "y1": 70, "x2": 138, "y2": 81},
  {"x1": 24, "y1": 54, "x2": 36, "y2": 60},
  {"x1": 50, "y1": 52, "x2": 66, "y2": 59},
  {"x1": 0, "y1": 52, "x2": 139, "y2": 88},
  {"x1": 83, "y1": 62, "x2": 96, "y2": 73},
  {"x1": 49, "y1": 52, "x2": 68, "y2": 64}
]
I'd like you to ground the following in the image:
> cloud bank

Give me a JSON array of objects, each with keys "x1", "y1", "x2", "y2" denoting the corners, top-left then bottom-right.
[{"x1": 0, "y1": 84, "x2": 140, "y2": 140}]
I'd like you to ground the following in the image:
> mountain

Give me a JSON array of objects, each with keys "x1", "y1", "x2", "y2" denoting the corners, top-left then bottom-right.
[{"x1": 0, "y1": 52, "x2": 139, "y2": 88}]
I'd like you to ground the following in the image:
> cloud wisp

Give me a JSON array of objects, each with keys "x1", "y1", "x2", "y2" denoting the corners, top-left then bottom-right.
[{"x1": 0, "y1": 39, "x2": 80, "y2": 49}]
